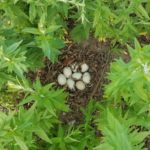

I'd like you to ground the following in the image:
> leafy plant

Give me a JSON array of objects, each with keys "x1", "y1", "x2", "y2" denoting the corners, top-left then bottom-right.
[
  {"x1": 0, "y1": 104, "x2": 58, "y2": 150},
  {"x1": 49, "y1": 124, "x2": 81, "y2": 150},
  {"x1": 0, "y1": 41, "x2": 28, "y2": 89},
  {"x1": 78, "y1": 99, "x2": 100, "y2": 150},
  {"x1": 0, "y1": 0, "x2": 66, "y2": 63},
  {"x1": 19, "y1": 80, "x2": 69, "y2": 116},
  {"x1": 0, "y1": 41, "x2": 27, "y2": 76},
  {"x1": 0, "y1": 79, "x2": 70, "y2": 149},
  {"x1": 0, "y1": 106, "x2": 38, "y2": 150},
  {"x1": 95, "y1": 109, "x2": 149, "y2": 150},
  {"x1": 100, "y1": 40, "x2": 150, "y2": 150},
  {"x1": 0, "y1": 0, "x2": 150, "y2": 150},
  {"x1": 105, "y1": 39, "x2": 150, "y2": 114},
  {"x1": 93, "y1": 0, "x2": 150, "y2": 43}
]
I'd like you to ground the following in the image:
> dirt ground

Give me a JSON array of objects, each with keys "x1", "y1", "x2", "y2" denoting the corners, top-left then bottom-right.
[{"x1": 146, "y1": 136, "x2": 150, "y2": 150}]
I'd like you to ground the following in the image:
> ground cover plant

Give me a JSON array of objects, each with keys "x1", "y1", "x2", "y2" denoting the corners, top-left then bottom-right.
[{"x1": 0, "y1": 0, "x2": 150, "y2": 150}]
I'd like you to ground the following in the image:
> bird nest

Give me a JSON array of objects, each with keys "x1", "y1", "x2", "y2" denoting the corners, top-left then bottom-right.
[{"x1": 29, "y1": 37, "x2": 116, "y2": 123}]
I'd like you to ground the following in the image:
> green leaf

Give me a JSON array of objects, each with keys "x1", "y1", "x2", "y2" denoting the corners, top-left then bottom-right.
[
  {"x1": 7, "y1": 40, "x2": 23, "y2": 52},
  {"x1": 22, "y1": 28, "x2": 41, "y2": 35},
  {"x1": 133, "y1": 81, "x2": 148, "y2": 102},
  {"x1": 40, "y1": 38, "x2": 64, "y2": 63},
  {"x1": 71, "y1": 24, "x2": 90, "y2": 43},
  {"x1": 134, "y1": 38, "x2": 141, "y2": 51},
  {"x1": 44, "y1": 102, "x2": 56, "y2": 117},
  {"x1": 46, "y1": 25, "x2": 62, "y2": 34},
  {"x1": 34, "y1": 128, "x2": 52, "y2": 144},
  {"x1": 137, "y1": 5, "x2": 149, "y2": 20},
  {"x1": 19, "y1": 96, "x2": 33, "y2": 106},
  {"x1": 13, "y1": 0, "x2": 19, "y2": 4},
  {"x1": 14, "y1": 136, "x2": 28, "y2": 150},
  {"x1": 96, "y1": 109, "x2": 149, "y2": 150},
  {"x1": 0, "y1": 73, "x2": 13, "y2": 86},
  {"x1": 29, "y1": 4, "x2": 37, "y2": 22},
  {"x1": 41, "y1": 38, "x2": 51, "y2": 59}
]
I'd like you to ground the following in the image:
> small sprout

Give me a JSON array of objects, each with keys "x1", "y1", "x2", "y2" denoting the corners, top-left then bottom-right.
[
  {"x1": 57, "y1": 74, "x2": 67, "y2": 86},
  {"x1": 63, "y1": 67, "x2": 72, "y2": 78},
  {"x1": 71, "y1": 63, "x2": 79, "y2": 72},
  {"x1": 72, "y1": 72, "x2": 82, "y2": 80},
  {"x1": 82, "y1": 72, "x2": 91, "y2": 84},
  {"x1": 67, "y1": 78, "x2": 75, "y2": 90},
  {"x1": 81, "y1": 63, "x2": 89, "y2": 72},
  {"x1": 76, "y1": 81, "x2": 85, "y2": 91}
]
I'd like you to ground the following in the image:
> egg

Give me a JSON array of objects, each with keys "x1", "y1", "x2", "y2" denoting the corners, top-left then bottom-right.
[
  {"x1": 57, "y1": 74, "x2": 67, "y2": 85},
  {"x1": 81, "y1": 63, "x2": 89, "y2": 72},
  {"x1": 67, "y1": 79, "x2": 75, "y2": 90},
  {"x1": 72, "y1": 72, "x2": 82, "y2": 80},
  {"x1": 82, "y1": 72, "x2": 91, "y2": 84},
  {"x1": 76, "y1": 81, "x2": 85, "y2": 91},
  {"x1": 63, "y1": 67, "x2": 72, "y2": 78},
  {"x1": 71, "y1": 63, "x2": 79, "y2": 72}
]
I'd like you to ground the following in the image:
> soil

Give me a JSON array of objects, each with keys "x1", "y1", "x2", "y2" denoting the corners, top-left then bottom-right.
[
  {"x1": 146, "y1": 137, "x2": 150, "y2": 150},
  {"x1": 138, "y1": 35, "x2": 150, "y2": 45},
  {"x1": 28, "y1": 37, "x2": 116, "y2": 124}
]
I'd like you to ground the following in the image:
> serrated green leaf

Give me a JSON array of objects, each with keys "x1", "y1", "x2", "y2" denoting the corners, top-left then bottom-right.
[
  {"x1": 134, "y1": 81, "x2": 148, "y2": 102},
  {"x1": 34, "y1": 128, "x2": 52, "y2": 144}
]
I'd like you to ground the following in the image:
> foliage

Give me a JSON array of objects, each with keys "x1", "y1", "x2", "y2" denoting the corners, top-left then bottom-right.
[
  {"x1": 48, "y1": 124, "x2": 81, "y2": 150},
  {"x1": 0, "y1": 105, "x2": 51, "y2": 150},
  {"x1": 79, "y1": 99, "x2": 100, "y2": 150},
  {"x1": 101, "y1": 40, "x2": 150, "y2": 150},
  {"x1": 0, "y1": 0, "x2": 150, "y2": 150},
  {"x1": 19, "y1": 80, "x2": 69, "y2": 116},
  {"x1": 0, "y1": 0, "x2": 149, "y2": 65},
  {"x1": 105, "y1": 39, "x2": 150, "y2": 114},
  {"x1": 95, "y1": 108, "x2": 149, "y2": 150},
  {"x1": 0, "y1": 87, "x2": 99, "y2": 150},
  {"x1": 0, "y1": 41, "x2": 27, "y2": 88},
  {"x1": 93, "y1": 0, "x2": 150, "y2": 43},
  {"x1": 0, "y1": 80, "x2": 68, "y2": 149}
]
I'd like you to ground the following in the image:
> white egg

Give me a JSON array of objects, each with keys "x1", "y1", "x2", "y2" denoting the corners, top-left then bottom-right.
[
  {"x1": 72, "y1": 72, "x2": 82, "y2": 80},
  {"x1": 57, "y1": 74, "x2": 67, "y2": 85},
  {"x1": 63, "y1": 67, "x2": 72, "y2": 78},
  {"x1": 81, "y1": 63, "x2": 89, "y2": 72},
  {"x1": 76, "y1": 81, "x2": 85, "y2": 91},
  {"x1": 82, "y1": 72, "x2": 91, "y2": 84},
  {"x1": 71, "y1": 63, "x2": 79, "y2": 72},
  {"x1": 67, "y1": 79, "x2": 75, "y2": 90}
]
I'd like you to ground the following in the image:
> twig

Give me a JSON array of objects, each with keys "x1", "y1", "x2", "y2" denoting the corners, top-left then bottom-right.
[{"x1": 90, "y1": 50, "x2": 112, "y2": 98}]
